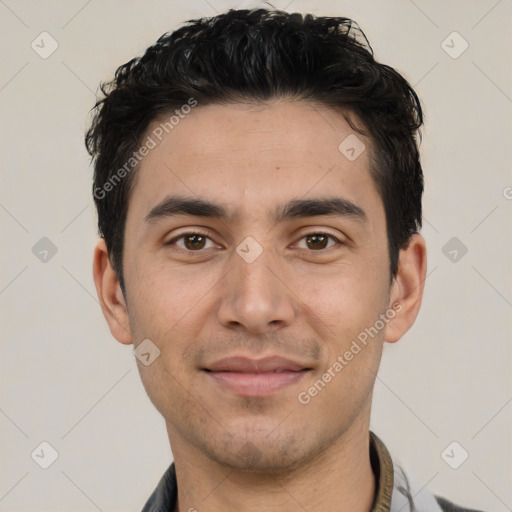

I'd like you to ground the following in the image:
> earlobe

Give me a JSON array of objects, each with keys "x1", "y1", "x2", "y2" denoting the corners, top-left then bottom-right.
[
  {"x1": 384, "y1": 234, "x2": 427, "y2": 344},
  {"x1": 92, "y1": 238, "x2": 133, "y2": 345}
]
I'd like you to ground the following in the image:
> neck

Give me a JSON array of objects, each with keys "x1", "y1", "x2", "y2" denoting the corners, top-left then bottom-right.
[{"x1": 169, "y1": 422, "x2": 376, "y2": 512}]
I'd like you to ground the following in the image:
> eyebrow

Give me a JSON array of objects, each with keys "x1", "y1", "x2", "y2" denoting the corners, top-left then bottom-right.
[{"x1": 144, "y1": 194, "x2": 367, "y2": 225}]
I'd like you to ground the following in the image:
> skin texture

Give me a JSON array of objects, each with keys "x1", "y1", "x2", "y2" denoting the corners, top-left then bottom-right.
[{"x1": 93, "y1": 100, "x2": 427, "y2": 512}]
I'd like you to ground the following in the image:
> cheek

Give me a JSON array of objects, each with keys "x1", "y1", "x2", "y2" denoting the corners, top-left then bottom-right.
[
  {"x1": 126, "y1": 257, "x2": 222, "y2": 338},
  {"x1": 294, "y1": 265, "x2": 390, "y2": 395},
  {"x1": 297, "y1": 260, "x2": 388, "y2": 327}
]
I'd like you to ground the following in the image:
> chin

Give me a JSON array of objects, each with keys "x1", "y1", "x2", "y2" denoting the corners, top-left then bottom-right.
[
  {"x1": 210, "y1": 447, "x2": 306, "y2": 474},
  {"x1": 198, "y1": 424, "x2": 322, "y2": 474}
]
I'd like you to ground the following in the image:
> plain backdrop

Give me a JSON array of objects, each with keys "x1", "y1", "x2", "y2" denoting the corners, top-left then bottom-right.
[{"x1": 1, "y1": 0, "x2": 511, "y2": 510}]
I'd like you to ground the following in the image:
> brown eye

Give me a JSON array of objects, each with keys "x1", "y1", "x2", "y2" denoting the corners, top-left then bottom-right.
[
  {"x1": 306, "y1": 234, "x2": 329, "y2": 250},
  {"x1": 183, "y1": 234, "x2": 207, "y2": 250},
  {"x1": 167, "y1": 232, "x2": 215, "y2": 251},
  {"x1": 298, "y1": 233, "x2": 340, "y2": 251}
]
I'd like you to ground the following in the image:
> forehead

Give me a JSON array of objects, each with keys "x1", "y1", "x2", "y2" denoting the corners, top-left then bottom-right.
[{"x1": 127, "y1": 100, "x2": 382, "y2": 227}]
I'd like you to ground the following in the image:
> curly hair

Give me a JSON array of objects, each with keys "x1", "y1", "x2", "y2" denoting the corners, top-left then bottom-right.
[{"x1": 85, "y1": 8, "x2": 424, "y2": 297}]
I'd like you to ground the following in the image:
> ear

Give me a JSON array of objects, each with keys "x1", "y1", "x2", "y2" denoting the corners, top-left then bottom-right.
[
  {"x1": 384, "y1": 233, "x2": 427, "y2": 343},
  {"x1": 92, "y1": 238, "x2": 133, "y2": 345}
]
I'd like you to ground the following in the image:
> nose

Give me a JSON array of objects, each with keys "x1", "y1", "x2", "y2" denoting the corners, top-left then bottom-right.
[{"x1": 216, "y1": 241, "x2": 296, "y2": 335}]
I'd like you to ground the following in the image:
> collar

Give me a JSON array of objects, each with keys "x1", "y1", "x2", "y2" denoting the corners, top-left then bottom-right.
[{"x1": 369, "y1": 431, "x2": 394, "y2": 510}]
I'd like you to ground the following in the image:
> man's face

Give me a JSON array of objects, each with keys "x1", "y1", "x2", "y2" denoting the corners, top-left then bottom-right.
[{"x1": 119, "y1": 100, "x2": 397, "y2": 471}]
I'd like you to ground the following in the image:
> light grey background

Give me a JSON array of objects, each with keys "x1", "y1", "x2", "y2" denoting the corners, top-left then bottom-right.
[{"x1": 1, "y1": 0, "x2": 511, "y2": 510}]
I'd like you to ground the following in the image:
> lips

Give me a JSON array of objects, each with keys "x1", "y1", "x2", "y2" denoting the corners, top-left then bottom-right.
[
  {"x1": 205, "y1": 355, "x2": 309, "y2": 373},
  {"x1": 203, "y1": 356, "x2": 312, "y2": 397}
]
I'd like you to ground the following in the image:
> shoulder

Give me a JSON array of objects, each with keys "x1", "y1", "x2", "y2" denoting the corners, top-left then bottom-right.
[{"x1": 435, "y1": 494, "x2": 487, "y2": 512}]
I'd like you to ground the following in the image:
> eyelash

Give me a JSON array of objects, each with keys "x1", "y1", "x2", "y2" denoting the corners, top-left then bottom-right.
[{"x1": 166, "y1": 230, "x2": 344, "y2": 252}]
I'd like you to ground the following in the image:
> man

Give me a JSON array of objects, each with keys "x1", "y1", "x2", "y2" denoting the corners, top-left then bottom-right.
[{"x1": 86, "y1": 8, "x2": 484, "y2": 512}]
